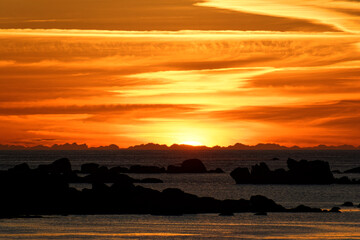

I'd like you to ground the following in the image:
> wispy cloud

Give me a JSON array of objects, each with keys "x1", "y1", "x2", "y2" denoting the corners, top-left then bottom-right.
[
  {"x1": 0, "y1": 104, "x2": 199, "y2": 116},
  {"x1": 0, "y1": 29, "x2": 359, "y2": 146},
  {"x1": 197, "y1": 0, "x2": 360, "y2": 33},
  {"x1": 208, "y1": 100, "x2": 360, "y2": 146},
  {"x1": 0, "y1": 0, "x2": 338, "y2": 31}
]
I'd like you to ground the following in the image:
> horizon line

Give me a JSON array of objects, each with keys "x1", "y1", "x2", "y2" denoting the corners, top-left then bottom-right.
[{"x1": 0, "y1": 142, "x2": 359, "y2": 150}]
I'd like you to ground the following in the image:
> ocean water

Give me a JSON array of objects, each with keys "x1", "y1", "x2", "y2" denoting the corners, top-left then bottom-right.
[
  {"x1": 0, "y1": 213, "x2": 360, "y2": 240},
  {"x1": 1, "y1": 149, "x2": 360, "y2": 171},
  {"x1": 0, "y1": 150, "x2": 359, "y2": 239}
]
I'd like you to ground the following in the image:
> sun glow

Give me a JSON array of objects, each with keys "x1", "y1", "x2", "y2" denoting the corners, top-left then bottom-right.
[{"x1": 180, "y1": 141, "x2": 204, "y2": 146}]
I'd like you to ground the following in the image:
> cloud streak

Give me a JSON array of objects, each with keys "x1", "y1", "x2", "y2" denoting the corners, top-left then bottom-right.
[
  {"x1": 197, "y1": 0, "x2": 360, "y2": 33},
  {"x1": 0, "y1": 0, "x2": 338, "y2": 31},
  {"x1": 0, "y1": 28, "x2": 359, "y2": 146}
]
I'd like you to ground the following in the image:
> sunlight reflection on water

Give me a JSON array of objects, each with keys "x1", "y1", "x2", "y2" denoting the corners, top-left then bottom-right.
[{"x1": 0, "y1": 213, "x2": 359, "y2": 239}]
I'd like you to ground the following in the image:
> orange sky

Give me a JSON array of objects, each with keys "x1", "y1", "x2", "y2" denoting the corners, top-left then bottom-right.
[{"x1": 0, "y1": 0, "x2": 359, "y2": 147}]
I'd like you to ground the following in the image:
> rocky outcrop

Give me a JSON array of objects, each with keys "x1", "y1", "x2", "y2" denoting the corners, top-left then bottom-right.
[
  {"x1": 231, "y1": 159, "x2": 336, "y2": 184},
  {"x1": 167, "y1": 159, "x2": 224, "y2": 173},
  {"x1": 230, "y1": 167, "x2": 251, "y2": 183},
  {"x1": 167, "y1": 159, "x2": 207, "y2": 173},
  {"x1": 288, "y1": 205, "x2": 322, "y2": 212},
  {"x1": 249, "y1": 195, "x2": 285, "y2": 212},
  {"x1": 81, "y1": 163, "x2": 99, "y2": 174},
  {"x1": 82, "y1": 159, "x2": 224, "y2": 174},
  {"x1": 342, "y1": 201, "x2": 354, "y2": 206},
  {"x1": 5, "y1": 159, "x2": 163, "y2": 185}
]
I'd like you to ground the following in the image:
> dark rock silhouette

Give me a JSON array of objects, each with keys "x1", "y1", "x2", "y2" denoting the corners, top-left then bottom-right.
[
  {"x1": 344, "y1": 167, "x2": 360, "y2": 173},
  {"x1": 0, "y1": 158, "x2": 341, "y2": 218},
  {"x1": 81, "y1": 163, "x2": 99, "y2": 174},
  {"x1": 9, "y1": 163, "x2": 31, "y2": 174},
  {"x1": 109, "y1": 166, "x2": 129, "y2": 173},
  {"x1": 167, "y1": 159, "x2": 207, "y2": 173},
  {"x1": 336, "y1": 176, "x2": 352, "y2": 184},
  {"x1": 81, "y1": 159, "x2": 223, "y2": 174},
  {"x1": 289, "y1": 205, "x2": 322, "y2": 212},
  {"x1": 250, "y1": 195, "x2": 285, "y2": 212},
  {"x1": 37, "y1": 158, "x2": 72, "y2": 175},
  {"x1": 181, "y1": 159, "x2": 207, "y2": 172},
  {"x1": 287, "y1": 158, "x2": 334, "y2": 184},
  {"x1": 231, "y1": 159, "x2": 340, "y2": 184},
  {"x1": 230, "y1": 168, "x2": 251, "y2": 183},
  {"x1": 83, "y1": 167, "x2": 136, "y2": 184},
  {"x1": 342, "y1": 202, "x2": 353, "y2": 206},
  {"x1": 329, "y1": 207, "x2": 341, "y2": 213}
]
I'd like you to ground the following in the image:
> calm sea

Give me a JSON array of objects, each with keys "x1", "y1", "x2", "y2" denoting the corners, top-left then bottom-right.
[{"x1": 0, "y1": 150, "x2": 359, "y2": 239}]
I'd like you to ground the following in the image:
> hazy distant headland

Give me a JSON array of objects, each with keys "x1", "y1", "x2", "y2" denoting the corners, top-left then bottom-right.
[{"x1": 0, "y1": 142, "x2": 359, "y2": 150}]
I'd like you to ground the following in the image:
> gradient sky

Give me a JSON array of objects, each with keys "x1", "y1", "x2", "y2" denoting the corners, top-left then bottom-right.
[{"x1": 0, "y1": 0, "x2": 359, "y2": 147}]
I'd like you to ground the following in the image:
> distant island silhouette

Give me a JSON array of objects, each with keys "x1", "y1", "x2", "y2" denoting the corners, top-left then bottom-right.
[{"x1": 0, "y1": 142, "x2": 359, "y2": 150}]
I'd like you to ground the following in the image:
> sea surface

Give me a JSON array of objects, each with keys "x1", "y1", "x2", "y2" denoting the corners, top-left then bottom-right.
[{"x1": 0, "y1": 150, "x2": 359, "y2": 239}]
